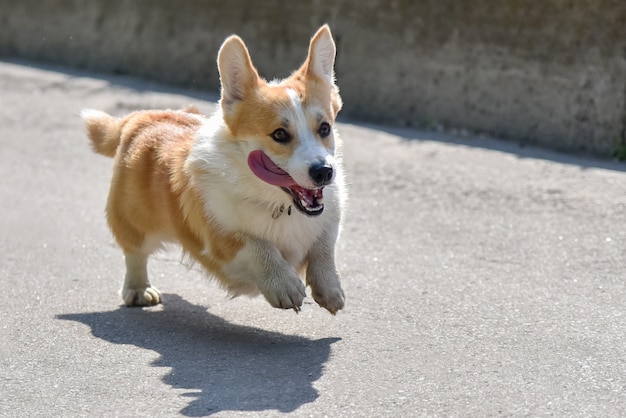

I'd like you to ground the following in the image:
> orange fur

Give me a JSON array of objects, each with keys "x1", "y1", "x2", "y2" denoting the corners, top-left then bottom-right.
[{"x1": 84, "y1": 110, "x2": 244, "y2": 266}]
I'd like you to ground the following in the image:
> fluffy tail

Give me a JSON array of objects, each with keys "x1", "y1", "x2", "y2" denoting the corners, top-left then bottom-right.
[{"x1": 80, "y1": 109, "x2": 122, "y2": 157}]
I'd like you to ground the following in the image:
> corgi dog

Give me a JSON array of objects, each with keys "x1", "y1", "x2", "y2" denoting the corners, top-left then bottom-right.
[{"x1": 81, "y1": 25, "x2": 346, "y2": 314}]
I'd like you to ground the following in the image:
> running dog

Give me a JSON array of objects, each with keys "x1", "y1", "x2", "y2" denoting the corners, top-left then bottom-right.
[{"x1": 81, "y1": 25, "x2": 346, "y2": 313}]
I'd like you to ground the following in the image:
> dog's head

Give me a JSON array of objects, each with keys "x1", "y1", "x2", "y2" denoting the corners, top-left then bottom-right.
[{"x1": 217, "y1": 25, "x2": 342, "y2": 216}]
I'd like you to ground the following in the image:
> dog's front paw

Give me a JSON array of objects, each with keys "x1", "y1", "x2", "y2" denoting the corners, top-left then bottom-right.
[
  {"x1": 307, "y1": 267, "x2": 345, "y2": 314},
  {"x1": 121, "y1": 286, "x2": 162, "y2": 306},
  {"x1": 312, "y1": 284, "x2": 345, "y2": 315},
  {"x1": 262, "y1": 275, "x2": 306, "y2": 312}
]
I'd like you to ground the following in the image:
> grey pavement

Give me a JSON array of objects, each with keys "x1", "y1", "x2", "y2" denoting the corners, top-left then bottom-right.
[{"x1": 1, "y1": 59, "x2": 626, "y2": 417}]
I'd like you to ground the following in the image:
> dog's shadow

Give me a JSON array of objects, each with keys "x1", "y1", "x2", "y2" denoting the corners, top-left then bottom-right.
[{"x1": 57, "y1": 294, "x2": 339, "y2": 416}]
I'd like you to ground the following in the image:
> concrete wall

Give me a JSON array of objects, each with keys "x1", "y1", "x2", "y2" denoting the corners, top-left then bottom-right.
[{"x1": 2, "y1": 0, "x2": 626, "y2": 155}]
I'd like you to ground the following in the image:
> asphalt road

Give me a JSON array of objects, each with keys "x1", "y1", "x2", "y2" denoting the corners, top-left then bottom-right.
[{"x1": 1, "y1": 60, "x2": 626, "y2": 417}]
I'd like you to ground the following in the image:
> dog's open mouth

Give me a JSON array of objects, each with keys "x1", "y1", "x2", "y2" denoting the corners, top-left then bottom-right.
[
  {"x1": 281, "y1": 185, "x2": 324, "y2": 216},
  {"x1": 247, "y1": 150, "x2": 325, "y2": 216}
]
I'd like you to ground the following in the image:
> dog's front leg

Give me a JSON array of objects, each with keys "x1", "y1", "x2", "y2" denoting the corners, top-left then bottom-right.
[
  {"x1": 223, "y1": 237, "x2": 306, "y2": 312},
  {"x1": 306, "y1": 226, "x2": 345, "y2": 314}
]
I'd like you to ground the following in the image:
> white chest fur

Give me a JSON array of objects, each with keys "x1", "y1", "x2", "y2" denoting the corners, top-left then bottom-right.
[{"x1": 188, "y1": 118, "x2": 344, "y2": 268}]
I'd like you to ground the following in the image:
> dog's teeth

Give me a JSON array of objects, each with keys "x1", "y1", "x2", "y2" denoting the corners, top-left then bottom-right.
[{"x1": 300, "y1": 199, "x2": 309, "y2": 208}]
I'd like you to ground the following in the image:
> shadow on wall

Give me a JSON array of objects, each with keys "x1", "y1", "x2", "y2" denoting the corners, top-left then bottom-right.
[
  {"x1": 355, "y1": 121, "x2": 626, "y2": 173},
  {"x1": 15, "y1": 58, "x2": 624, "y2": 173},
  {"x1": 58, "y1": 294, "x2": 339, "y2": 416}
]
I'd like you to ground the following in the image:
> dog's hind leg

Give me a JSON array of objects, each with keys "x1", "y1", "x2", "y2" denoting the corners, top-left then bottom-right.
[
  {"x1": 108, "y1": 208, "x2": 162, "y2": 306},
  {"x1": 121, "y1": 250, "x2": 162, "y2": 306},
  {"x1": 106, "y1": 186, "x2": 163, "y2": 306}
]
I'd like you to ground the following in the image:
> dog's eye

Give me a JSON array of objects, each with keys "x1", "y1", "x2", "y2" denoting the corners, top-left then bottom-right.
[
  {"x1": 270, "y1": 128, "x2": 291, "y2": 143},
  {"x1": 318, "y1": 122, "x2": 331, "y2": 138}
]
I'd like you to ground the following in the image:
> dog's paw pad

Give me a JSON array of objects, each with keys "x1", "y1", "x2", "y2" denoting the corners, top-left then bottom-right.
[{"x1": 122, "y1": 286, "x2": 162, "y2": 306}]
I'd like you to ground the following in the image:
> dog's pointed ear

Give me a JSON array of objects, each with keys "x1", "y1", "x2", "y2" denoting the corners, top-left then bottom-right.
[
  {"x1": 305, "y1": 25, "x2": 337, "y2": 84},
  {"x1": 217, "y1": 35, "x2": 260, "y2": 109},
  {"x1": 301, "y1": 25, "x2": 342, "y2": 116}
]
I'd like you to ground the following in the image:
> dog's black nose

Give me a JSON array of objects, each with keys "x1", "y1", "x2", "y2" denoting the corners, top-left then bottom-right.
[{"x1": 309, "y1": 163, "x2": 334, "y2": 186}]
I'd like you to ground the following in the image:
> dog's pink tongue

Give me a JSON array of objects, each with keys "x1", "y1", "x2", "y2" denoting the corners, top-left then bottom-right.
[{"x1": 247, "y1": 150, "x2": 298, "y2": 187}]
